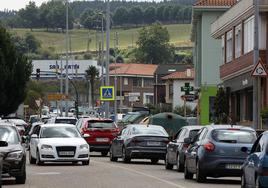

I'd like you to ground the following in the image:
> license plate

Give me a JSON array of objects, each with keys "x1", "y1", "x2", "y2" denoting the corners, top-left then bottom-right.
[
  {"x1": 96, "y1": 138, "x2": 109, "y2": 142},
  {"x1": 147, "y1": 141, "x2": 160, "y2": 146},
  {"x1": 59, "y1": 151, "x2": 74, "y2": 156},
  {"x1": 225, "y1": 164, "x2": 242, "y2": 169}
]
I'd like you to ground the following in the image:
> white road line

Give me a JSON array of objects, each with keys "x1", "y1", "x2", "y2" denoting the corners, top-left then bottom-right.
[
  {"x1": 92, "y1": 160, "x2": 186, "y2": 188},
  {"x1": 34, "y1": 172, "x2": 61, "y2": 175}
]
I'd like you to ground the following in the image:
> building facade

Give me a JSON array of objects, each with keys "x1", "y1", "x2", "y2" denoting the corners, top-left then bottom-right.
[{"x1": 191, "y1": 0, "x2": 236, "y2": 125}]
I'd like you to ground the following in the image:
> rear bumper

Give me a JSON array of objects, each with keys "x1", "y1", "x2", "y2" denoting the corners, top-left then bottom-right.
[
  {"x1": 89, "y1": 144, "x2": 110, "y2": 152},
  {"x1": 126, "y1": 147, "x2": 166, "y2": 160},
  {"x1": 199, "y1": 156, "x2": 245, "y2": 177}
]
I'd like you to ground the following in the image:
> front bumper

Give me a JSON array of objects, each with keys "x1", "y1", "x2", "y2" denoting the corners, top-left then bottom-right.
[
  {"x1": 2, "y1": 158, "x2": 25, "y2": 177},
  {"x1": 126, "y1": 147, "x2": 166, "y2": 160}
]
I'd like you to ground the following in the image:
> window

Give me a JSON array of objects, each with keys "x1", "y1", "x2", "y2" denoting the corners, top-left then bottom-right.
[
  {"x1": 169, "y1": 84, "x2": 173, "y2": 99},
  {"x1": 235, "y1": 24, "x2": 242, "y2": 58},
  {"x1": 124, "y1": 78, "x2": 128, "y2": 85},
  {"x1": 133, "y1": 77, "x2": 142, "y2": 87},
  {"x1": 226, "y1": 30, "x2": 233, "y2": 62},
  {"x1": 221, "y1": 35, "x2": 225, "y2": 63},
  {"x1": 144, "y1": 78, "x2": 154, "y2": 87},
  {"x1": 244, "y1": 16, "x2": 254, "y2": 54}
]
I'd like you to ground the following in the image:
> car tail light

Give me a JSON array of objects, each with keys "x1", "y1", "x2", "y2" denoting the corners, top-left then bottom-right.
[
  {"x1": 204, "y1": 142, "x2": 215, "y2": 152},
  {"x1": 227, "y1": 128, "x2": 240, "y2": 131}
]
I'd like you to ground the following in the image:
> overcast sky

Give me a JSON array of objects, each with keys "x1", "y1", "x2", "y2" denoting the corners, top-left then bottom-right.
[{"x1": 1, "y1": 0, "x2": 160, "y2": 11}]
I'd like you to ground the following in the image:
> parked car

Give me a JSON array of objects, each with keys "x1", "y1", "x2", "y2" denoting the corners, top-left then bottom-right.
[
  {"x1": 76, "y1": 117, "x2": 120, "y2": 156},
  {"x1": 165, "y1": 126, "x2": 203, "y2": 172},
  {"x1": 117, "y1": 112, "x2": 148, "y2": 128},
  {"x1": 0, "y1": 122, "x2": 26, "y2": 184},
  {"x1": 109, "y1": 124, "x2": 169, "y2": 163},
  {"x1": 0, "y1": 119, "x2": 27, "y2": 136},
  {"x1": 46, "y1": 117, "x2": 77, "y2": 125},
  {"x1": 184, "y1": 125, "x2": 256, "y2": 182},
  {"x1": 241, "y1": 131, "x2": 268, "y2": 188},
  {"x1": 29, "y1": 124, "x2": 90, "y2": 165}
]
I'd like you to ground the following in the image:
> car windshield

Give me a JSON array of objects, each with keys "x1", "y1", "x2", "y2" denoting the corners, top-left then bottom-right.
[
  {"x1": 41, "y1": 126, "x2": 81, "y2": 138},
  {"x1": 88, "y1": 120, "x2": 115, "y2": 128},
  {"x1": 55, "y1": 119, "x2": 77, "y2": 125},
  {"x1": 132, "y1": 126, "x2": 168, "y2": 136},
  {"x1": 0, "y1": 126, "x2": 20, "y2": 144},
  {"x1": 212, "y1": 129, "x2": 256, "y2": 144}
]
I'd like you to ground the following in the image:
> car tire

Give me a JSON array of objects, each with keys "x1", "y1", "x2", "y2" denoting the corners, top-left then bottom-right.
[
  {"x1": 196, "y1": 161, "x2": 206, "y2": 183},
  {"x1": 122, "y1": 147, "x2": 131, "y2": 163},
  {"x1": 110, "y1": 148, "x2": 118, "y2": 162},
  {"x1": 36, "y1": 150, "x2": 44, "y2": 166},
  {"x1": 101, "y1": 151, "x2": 108, "y2": 157},
  {"x1": 241, "y1": 173, "x2": 246, "y2": 188},
  {"x1": 184, "y1": 161, "x2": 193, "y2": 180},
  {"x1": 15, "y1": 163, "x2": 26, "y2": 184},
  {"x1": 176, "y1": 154, "x2": 184, "y2": 172},
  {"x1": 82, "y1": 160, "x2": 90, "y2": 165},
  {"x1": 165, "y1": 154, "x2": 173, "y2": 170},
  {"x1": 151, "y1": 159, "x2": 159, "y2": 164},
  {"x1": 29, "y1": 149, "x2": 36, "y2": 164}
]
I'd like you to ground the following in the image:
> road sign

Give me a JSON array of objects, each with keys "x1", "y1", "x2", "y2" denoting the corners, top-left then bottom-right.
[
  {"x1": 100, "y1": 86, "x2": 115, "y2": 101},
  {"x1": 252, "y1": 58, "x2": 268, "y2": 77},
  {"x1": 47, "y1": 94, "x2": 66, "y2": 101},
  {"x1": 181, "y1": 83, "x2": 194, "y2": 95}
]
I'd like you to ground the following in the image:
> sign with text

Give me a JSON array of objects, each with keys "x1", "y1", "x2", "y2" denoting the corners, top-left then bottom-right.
[{"x1": 47, "y1": 94, "x2": 66, "y2": 101}]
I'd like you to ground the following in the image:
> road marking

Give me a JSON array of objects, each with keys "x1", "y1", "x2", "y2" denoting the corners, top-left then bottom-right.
[
  {"x1": 34, "y1": 172, "x2": 61, "y2": 175},
  {"x1": 92, "y1": 160, "x2": 186, "y2": 188}
]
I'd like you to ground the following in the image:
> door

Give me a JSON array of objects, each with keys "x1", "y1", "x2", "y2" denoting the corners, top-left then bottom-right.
[
  {"x1": 113, "y1": 128, "x2": 128, "y2": 157},
  {"x1": 167, "y1": 129, "x2": 185, "y2": 164},
  {"x1": 30, "y1": 125, "x2": 41, "y2": 158}
]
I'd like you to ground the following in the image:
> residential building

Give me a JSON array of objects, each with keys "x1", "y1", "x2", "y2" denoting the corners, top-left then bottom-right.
[
  {"x1": 191, "y1": 0, "x2": 236, "y2": 125},
  {"x1": 211, "y1": 0, "x2": 268, "y2": 126},
  {"x1": 109, "y1": 63, "x2": 157, "y2": 108},
  {"x1": 162, "y1": 68, "x2": 196, "y2": 110}
]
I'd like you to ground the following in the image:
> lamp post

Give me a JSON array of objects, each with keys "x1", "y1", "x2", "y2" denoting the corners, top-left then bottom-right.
[{"x1": 105, "y1": 0, "x2": 110, "y2": 118}]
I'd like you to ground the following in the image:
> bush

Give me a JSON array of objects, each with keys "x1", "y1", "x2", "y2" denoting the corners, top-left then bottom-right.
[
  {"x1": 261, "y1": 108, "x2": 268, "y2": 119},
  {"x1": 173, "y1": 105, "x2": 193, "y2": 116}
]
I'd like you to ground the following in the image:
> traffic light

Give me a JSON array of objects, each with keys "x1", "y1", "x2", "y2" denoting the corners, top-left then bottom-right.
[{"x1": 36, "y1": 68, "x2": 40, "y2": 79}]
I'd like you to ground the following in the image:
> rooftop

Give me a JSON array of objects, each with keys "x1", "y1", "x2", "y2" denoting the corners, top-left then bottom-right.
[
  {"x1": 194, "y1": 0, "x2": 237, "y2": 7},
  {"x1": 109, "y1": 63, "x2": 157, "y2": 76},
  {"x1": 162, "y1": 68, "x2": 195, "y2": 80}
]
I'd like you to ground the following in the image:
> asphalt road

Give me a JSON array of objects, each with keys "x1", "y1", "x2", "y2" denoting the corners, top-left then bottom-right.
[{"x1": 4, "y1": 153, "x2": 241, "y2": 188}]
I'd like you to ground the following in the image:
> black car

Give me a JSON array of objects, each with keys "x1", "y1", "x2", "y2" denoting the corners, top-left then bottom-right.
[
  {"x1": 165, "y1": 126, "x2": 202, "y2": 171},
  {"x1": 184, "y1": 125, "x2": 256, "y2": 182},
  {"x1": 109, "y1": 124, "x2": 169, "y2": 164},
  {"x1": 0, "y1": 122, "x2": 26, "y2": 184}
]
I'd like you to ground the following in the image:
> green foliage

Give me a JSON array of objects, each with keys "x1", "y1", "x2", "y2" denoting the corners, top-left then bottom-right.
[
  {"x1": 214, "y1": 87, "x2": 229, "y2": 124},
  {"x1": 135, "y1": 23, "x2": 175, "y2": 64},
  {"x1": 24, "y1": 80, "x2": 44, "y2": 113},
  {"x1": 261, "y1": 108, "x2": 268, "y2": 119},
  {"x1": 18, "y1": 1, "x2": 39, "y2": 30},
  {"x1": 113, "y1": 7, "x2": 129, "y2": 26},
  {"x1": 173, "y1": 105, "x2": 193, "y2": 116},
  {"x1": 25, "y1": 33, "x2": 41, "y2": 53},
  {"x1": 145, "y1": 103, "x2": 172, "y2": 115},
  {"x1": 80, "y1": 9, "x2": 104, "y2": 30},
  {"x1": 85, "y1": 66, "x2": 99, "y2": 108},
  {"x1": 0, "y1": 26, "x2": 32, "y2": 116}
]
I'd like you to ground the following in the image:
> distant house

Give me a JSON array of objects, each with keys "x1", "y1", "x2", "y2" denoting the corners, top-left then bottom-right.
[
  {"x1": 109, "y1": 63, "x2": 157, "y2": 108},
  {"x1": 154, "y1": 64, "x2": 193, "y2": 105},
  {"x1": 162, "y1": 68, "x2": 196, "y2": 110}
]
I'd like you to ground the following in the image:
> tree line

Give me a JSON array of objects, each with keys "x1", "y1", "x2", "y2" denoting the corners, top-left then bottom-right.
[{"x1": 1, "y1": 0, "x2": 192, "y2": 30}]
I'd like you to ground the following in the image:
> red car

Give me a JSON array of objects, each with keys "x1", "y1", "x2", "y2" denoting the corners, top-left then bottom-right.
[{"x1": 76, "y1": 118, "x2": 120, "y2": 156}]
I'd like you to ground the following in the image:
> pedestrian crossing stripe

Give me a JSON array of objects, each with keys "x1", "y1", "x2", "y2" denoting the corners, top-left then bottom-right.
[{"x1": 100, "y1": 86, "x2": 115, "y2": 101}]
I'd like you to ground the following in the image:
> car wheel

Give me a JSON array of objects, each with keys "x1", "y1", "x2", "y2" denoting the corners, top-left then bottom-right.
[
  {"x1": 184, "y1": 161, "x2": 193, "y2": 180},
  {"x1": 241, "y1": 173, "x2": 246, "y2": 188},
  {"x1": 151, "y1": 159, "x2": 159, "y2": 164},
  {"x1": 176, "y1": 154, "x2": 184, "y2": 172},
  {"x1": 122, "y1": 147, "x2": 131, "y2": 163},
  {"x1": 165, "y1": 154, "x2": 173, "y2": 170},
  {"x1": 15, "y1": 163, "x2": 26, "y2": 184},
  {"x1": 36, "y1": 150, "x2": 44, "y2": 166},
  {"x1": 101, "y1": 151, "x2": 108, "y2": 157},
  {"x1": 196, "y1": 161, "x2": 206, "y2": 183},
  {"x1": 109, "y1": 148, "x2": 118, "y2": 162},
  {"x1": 82, "y1": 160, "x2": 90, "y2": 165},
  {"x1": 29, "y1": 149, "x2": 36, "y2": 164}
]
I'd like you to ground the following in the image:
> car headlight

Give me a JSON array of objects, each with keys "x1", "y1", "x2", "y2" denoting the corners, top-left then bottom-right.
[
  {"x1": 6, "y1": 151, "x2": 23, "y2": 161},
  {"x1": 80, "y1": 144, "x2": 89, "y2": 150},
  {"x1": 41, "y1": 144, "x2": 53, "y2": 150}
]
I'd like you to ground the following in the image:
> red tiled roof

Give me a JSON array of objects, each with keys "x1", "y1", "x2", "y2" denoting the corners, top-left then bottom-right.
[
  {"x1": 162, "y1": 69, "x2": 195, "y2": 80},
  {"x1": 194, "y1": 0, "x2": 237, "y2": 6},
  {"x1": 109, "y1": 63, "x2": 157, "y2": 76}
]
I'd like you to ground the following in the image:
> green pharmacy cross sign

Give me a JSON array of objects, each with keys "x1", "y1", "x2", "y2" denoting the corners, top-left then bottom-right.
[{"x1": 181, "y1": 83, "x2": 194, "y2": 95}]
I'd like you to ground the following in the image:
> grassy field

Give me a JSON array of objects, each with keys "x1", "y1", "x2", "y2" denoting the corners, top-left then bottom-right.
[{"x1": 10, "y1": 24, "x2": 192, "y2": 54}]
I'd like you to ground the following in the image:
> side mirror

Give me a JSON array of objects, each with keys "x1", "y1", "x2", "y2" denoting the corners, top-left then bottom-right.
[
  {"x1": 83, "y1": 134, "x2": 90, "y2": 138},
  {"x1": 0, "y1": 141, "x2": 8, "y2": 147},
  {"x1": 184, "y1": 137, "x2": 191, "y2": 144},
  {"x1": 31, "y1": 134, "x2": 38, "y2": 139}
]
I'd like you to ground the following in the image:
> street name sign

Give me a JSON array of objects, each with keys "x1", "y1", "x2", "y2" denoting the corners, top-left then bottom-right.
[
  {"x1": 100, "y1": 86, "x2": 115, "y2": 101},
  {"x1": 252, "y1": 58, "x2": 268, "y2": 77}
]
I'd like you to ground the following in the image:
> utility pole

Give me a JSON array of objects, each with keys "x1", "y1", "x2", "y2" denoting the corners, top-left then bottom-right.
[
  {"x1": 65, "y1": 0, "x2": 69, "y2": 117},
  {"x1": 101, "y1": 16, "x2": 104, "y2": 87},
  {"x1": 105, "y1": 0, "x2": 110, "y2": 118},
  {"x1": 253, "y1": 0, "x2": 260, "y2": 130},
  {"x1": 60, "y1": 59, "x2": 63, "y2": 116}
]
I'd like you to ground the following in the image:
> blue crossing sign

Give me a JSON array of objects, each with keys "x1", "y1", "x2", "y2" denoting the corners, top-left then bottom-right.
[{"x1": 100, "y1": 86, "x2": 115, "y2": 101}]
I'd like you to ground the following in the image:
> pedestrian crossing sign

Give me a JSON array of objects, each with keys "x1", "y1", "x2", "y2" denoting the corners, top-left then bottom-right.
[{"x1": 100, "y1": 86, "x2": 115, "y2": 101}]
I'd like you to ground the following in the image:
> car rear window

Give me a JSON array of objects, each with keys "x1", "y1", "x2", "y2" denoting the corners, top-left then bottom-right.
[
  {"x1": 132, "y1": 127, "x2": 168, "y2": 136},
  {"x1": 212, "y1": 129, "x2": 256, "y2": 144},
  {"x1": 189, "y1": 129, "x2": 200, "y2": 138},
  {"x1": 55, "y1": 119, "x2": 77, "y2": 125},
  {"x1": 87, "y1": 120, "x2": 115, "y2": 129}
]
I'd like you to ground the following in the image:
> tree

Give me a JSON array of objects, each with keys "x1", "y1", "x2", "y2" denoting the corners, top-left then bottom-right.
[
  {"x1": 18, "y1": 1, "x2": 40, "y2": 30},
  {"x1": 214, "y1": 87, "x2": 229, "y2": 124},
  {"x1": 128, "y1": 6, "x2": 143, "y2": 25},
  {"x1": 113, "y1": 7, "x2": 128, "y2": 26},
  {"x1": 85, "y1": 66, "x2": 99, "y2": 108},
  {"x1": 143, "y1": 7, "x2": 156, "y2": 24},
  {"x1": 25, "y1": 33, "x2": 41, "y2": 53},
  {"x1": 0, "y1": 26, "x2": 32, "y2": 116},
  {"x1": 135, "y1": 23, "x2": 175, "y2": 64},
  {"x1": 156, "y1": 5, "x2": 165, "y2": 22}
]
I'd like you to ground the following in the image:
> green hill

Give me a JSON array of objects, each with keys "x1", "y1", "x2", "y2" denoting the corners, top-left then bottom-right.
[{"x1": 10, "y1": 24, "x2": 192, "y2": 54}]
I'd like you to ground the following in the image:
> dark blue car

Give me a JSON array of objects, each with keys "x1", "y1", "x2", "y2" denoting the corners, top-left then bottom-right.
[{"x1": 241, "y1": 131, "x2": 268, "y2": 188}]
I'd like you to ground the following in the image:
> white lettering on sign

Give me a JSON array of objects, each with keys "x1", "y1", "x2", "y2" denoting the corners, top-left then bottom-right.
[
  {"x1": 242, "y1": 79, "x2": 248, "y2": 86},
  {"x1": 49, "y1": 64, "x2": 80, "y2": 70}
]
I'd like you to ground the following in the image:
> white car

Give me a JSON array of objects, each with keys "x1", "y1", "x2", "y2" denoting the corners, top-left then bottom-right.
[
  {"x1": 46, "y1": 117, "x2": 77, "y2": 125},
  {"x1": 29, "y1": 124, "x2": 90, "y2": 165}
]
